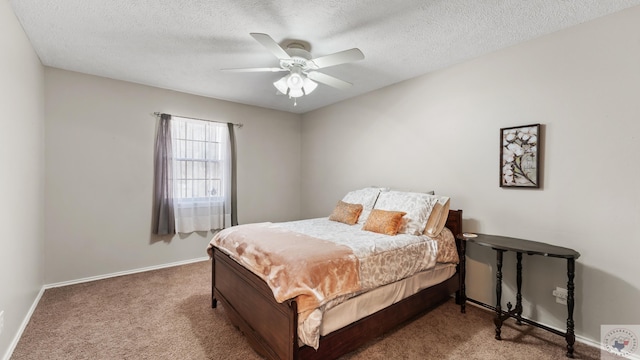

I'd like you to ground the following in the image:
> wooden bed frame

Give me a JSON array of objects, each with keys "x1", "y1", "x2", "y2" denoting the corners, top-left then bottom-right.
[{"x1": 211, "y1": 209, "x2": 466, "y2": 360}]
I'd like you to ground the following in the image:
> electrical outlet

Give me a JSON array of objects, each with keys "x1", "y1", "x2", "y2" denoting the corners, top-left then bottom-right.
[
  {"x1": 552, "y1": 287, "x2": 568, "y2": 305},
  {"x1": 0, "y1": 310, "x2": 4, "y2": 335}
]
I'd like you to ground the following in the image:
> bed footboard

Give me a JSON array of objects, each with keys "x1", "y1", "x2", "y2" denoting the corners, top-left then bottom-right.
[{"x1": 213, "y1": 248, "x2": 298, "y2": 360}]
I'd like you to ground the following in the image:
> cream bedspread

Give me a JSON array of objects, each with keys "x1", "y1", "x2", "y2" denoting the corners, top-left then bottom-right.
[{"x1": 208, "y1": 218, "x2": 445, "y2": 348}]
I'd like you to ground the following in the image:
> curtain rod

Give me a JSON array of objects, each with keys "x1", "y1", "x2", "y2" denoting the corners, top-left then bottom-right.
[{"x1": 153, "y1": 112, "x2": 243, "y2": 128}]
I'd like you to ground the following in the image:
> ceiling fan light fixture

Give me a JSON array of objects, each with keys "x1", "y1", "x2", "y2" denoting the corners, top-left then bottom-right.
[
  {"x1": 274, "y1": 68, "x2": 316, "y2": 98},
  {"x1": 288, "y1": 87, "x2": 304, "y2": 98},
  {"x1": 302, "y1": 77, "x2": 318, "y2": 95},
  {"x1": 287, "y1": 74, "x2": 303, "y2": 89},
  {"x1": 273, "y1": 76, "x2": 289, "y2": 95},
  {"x1": 286, "y1": 67, "x2": 304, "y2": 90}
]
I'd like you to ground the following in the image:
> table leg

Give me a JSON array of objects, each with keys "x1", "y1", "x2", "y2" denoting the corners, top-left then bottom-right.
[
  {"x1": 515, "y1": 252, "x2": 523, "y2": 325},
  {"x1": 566, "y1": 258, "x2": 576, "y2": 358},
  {"x1": 458, "y1": 239, "x2": 467, "y2": 313},
  {"x1": 494, "y1": 249, "x2": 505, "y2": 340}
]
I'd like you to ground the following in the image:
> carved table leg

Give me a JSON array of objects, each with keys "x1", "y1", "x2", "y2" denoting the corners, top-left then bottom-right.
[
  {"x1": 515, "y1": 252, "x2": 523, "y2": 325},
  {"x1": 494, "y1": 249, "x2": 505, "y2": 340},
  {"x1": 458, "y1": 239, "x2": 467, "y2": 313},
  {"x1": 566, "y1": 258, "x2": 576, "y2": 358}
]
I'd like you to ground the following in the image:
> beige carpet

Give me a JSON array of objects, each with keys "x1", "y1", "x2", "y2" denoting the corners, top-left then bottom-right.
[{"x1": 11, "y1": 261, "x2": 600, "y2": 360}]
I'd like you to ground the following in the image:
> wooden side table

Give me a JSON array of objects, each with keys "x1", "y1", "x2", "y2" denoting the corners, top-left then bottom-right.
[{"x1": 457, "y1": 233, "x2": 581, "y2": 358}]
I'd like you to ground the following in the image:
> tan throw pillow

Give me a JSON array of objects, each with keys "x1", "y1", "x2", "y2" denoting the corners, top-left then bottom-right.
[
  {"x1": 424, "y1": 196, "x2": 450, "y2": 237},
  {"x1": 329, "y1": 201, "x2": 364, "y2": 225},
  {"x1": 363, "y1": 209, "x2": 406, "y2": 235}
]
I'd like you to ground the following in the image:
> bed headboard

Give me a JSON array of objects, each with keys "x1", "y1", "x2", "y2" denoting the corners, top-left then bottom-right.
[{"x1": 445, "y1": 209, "x2": 463, "y2": 237}]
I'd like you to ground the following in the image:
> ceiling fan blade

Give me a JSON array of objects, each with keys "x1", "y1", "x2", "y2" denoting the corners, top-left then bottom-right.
[
  {"x1": 221, "y1": 67, "x2": 288, "y2": 73},
  {"x1": 310, "y1": 48, "x2": 364, "y2": 69},
  {"x1": 306, "y1": 71, "x2": 352, "y2": 90},
  {"x1": 250, "y1": 33, "x2": 291, "y2": 60}
]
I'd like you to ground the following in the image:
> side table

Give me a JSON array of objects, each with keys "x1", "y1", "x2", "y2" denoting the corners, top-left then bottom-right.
[{"x1": 457, "y1": 233, "x2": 580, "y2": 358}]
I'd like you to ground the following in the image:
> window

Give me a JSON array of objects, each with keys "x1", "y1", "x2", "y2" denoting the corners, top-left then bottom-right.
[
  {"x1": 171, "y1": 116, "x2": 231, "y2": 233},
  {"x1": 152, "y1": 113, "x2": 235, "y2": 235},
  {"x1": 172, "y1": 117, "x2": 225, "y2": 203}
]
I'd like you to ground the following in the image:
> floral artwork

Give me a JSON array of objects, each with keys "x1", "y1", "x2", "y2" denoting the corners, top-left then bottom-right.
[{"x1": 500, "y1": 124, "x2": 540, "y2": 188}]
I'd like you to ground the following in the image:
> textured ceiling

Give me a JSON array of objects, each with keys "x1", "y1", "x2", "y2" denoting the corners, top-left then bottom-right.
[{"x1": 10, "y1": 1, "x2": 640, "y2": 114}]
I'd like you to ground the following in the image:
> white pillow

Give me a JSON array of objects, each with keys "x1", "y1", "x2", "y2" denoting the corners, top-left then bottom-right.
[
  {"x1": 423, "y1": 196, "x2": 450, "y2": 237},
  {"x1": 374, "y1": 190, "x2": 438, "y2": 235},
  {"x1": 341, "y1": 187, "x2": 383, "y2": 224}
]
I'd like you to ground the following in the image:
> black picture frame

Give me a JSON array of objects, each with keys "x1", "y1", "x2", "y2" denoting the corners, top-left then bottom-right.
[{"x1": 500, "y1": 124, "x2": 540, "y2": 188}]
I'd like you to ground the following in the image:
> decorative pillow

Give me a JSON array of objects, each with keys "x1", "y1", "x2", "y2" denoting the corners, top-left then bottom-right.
[
  {"x1": 423, "y1": 196, "x2": 450, "y2": 237},
  {"x1": 362, "y1": 209, "x2": 406, "y2": 236},
  {"x1": 341, "y1": 187, "x2": 383, "y2": 224},
  {"x1": 433, "y1": 227, "x2": 459, "y2": 264},
  {"x1": 328, "y1": 201, "x2": 363, "y2": 225},
  {"x1": 373, "y1": 191, "x2": 438, "y2": 235}
]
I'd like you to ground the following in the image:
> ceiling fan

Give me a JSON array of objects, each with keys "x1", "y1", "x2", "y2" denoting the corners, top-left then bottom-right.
[{"x1": 222, "y1": 33, "x2": 364, "y2": 104}]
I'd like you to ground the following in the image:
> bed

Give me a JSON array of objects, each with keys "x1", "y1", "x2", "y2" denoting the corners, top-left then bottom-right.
[{"x1": 208, "y1": 188, "x2": 467, "y2": 360}]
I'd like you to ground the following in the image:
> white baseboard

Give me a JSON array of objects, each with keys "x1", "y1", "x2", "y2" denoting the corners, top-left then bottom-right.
[
  {"x1": 2, "y1": 287, "x2": 45, "y2": 360},
  {"x1": 44, "y1": 256, "x2": 209, "y2": 289},
  {"x1": 2, "y1": 257, "x2": 209, "y2": 360}
]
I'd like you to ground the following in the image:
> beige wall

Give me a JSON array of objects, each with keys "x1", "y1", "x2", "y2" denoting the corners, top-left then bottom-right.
[
  {"x1": 44, "y1": 68, "x2": 302, "y2": 284},
  {"x1": 0, "y1": 1, "x2": 45, "y2": 359},
  {"x1": 301, "y1": 7, "x2": 640, "y2": 344},
  {"x1": 5, "y1": 0, "x2": 640, "y2": 353}
]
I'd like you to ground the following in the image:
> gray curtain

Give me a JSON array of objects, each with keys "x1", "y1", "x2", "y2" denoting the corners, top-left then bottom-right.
[
  {"x1": 227, "y1": 122, "x2": 238, "y2": 226},
  {"x1": 152, "y1": 114, "x2": 175, "y2": 234}
]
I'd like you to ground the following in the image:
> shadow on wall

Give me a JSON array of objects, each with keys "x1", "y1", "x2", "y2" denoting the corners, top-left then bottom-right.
[
  {"x1": 465, "y1": 245, "x2": 640, "y2": 344},
  {"x1": 577, "y1": 264, "x2": 640, "y2": 342}
]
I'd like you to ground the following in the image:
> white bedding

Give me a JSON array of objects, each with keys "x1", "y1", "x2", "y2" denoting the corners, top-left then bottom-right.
[{"x1": 277, "y1": 218, "x2": 439, "y2": 288}]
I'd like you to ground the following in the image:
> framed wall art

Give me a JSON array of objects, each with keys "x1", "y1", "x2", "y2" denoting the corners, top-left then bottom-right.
[{"x1": 500, "y1": 123, "x2": 540, "y2": 188}]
